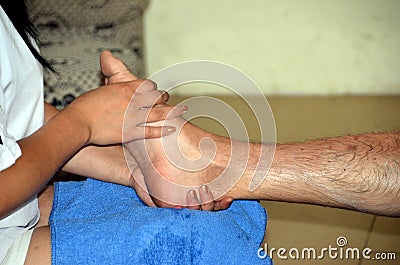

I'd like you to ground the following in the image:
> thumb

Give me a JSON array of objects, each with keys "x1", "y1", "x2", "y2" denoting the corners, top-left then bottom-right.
[{"x1": 100, "y1": 50, "x2": 138, "y2": 84}]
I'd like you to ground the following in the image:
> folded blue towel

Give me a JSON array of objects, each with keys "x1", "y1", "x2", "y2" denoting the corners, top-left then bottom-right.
[{"x1": 50, "y1": 179, "x2": 272, "y2": 264}]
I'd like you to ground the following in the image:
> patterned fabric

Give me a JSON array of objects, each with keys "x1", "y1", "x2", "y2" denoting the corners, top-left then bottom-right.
[{"x1": 26, "y1": 0, "x2": 149, "y2": 109}]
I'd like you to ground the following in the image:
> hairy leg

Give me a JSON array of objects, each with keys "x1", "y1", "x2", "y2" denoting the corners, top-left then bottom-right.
[
  {"x1": 131, "y1": 130, "x2": 400, "y2": 216},
  {"x1": 100, "y1": 50, "x2": 400, "y2": 215}
]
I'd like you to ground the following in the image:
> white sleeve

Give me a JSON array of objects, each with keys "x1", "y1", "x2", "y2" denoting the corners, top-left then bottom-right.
[{"x1": 0, "y1": 92, "x2": 22, "y2": 172}]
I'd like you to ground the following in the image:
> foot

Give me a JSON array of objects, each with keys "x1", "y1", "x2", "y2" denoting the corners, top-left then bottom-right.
[
  {"x1": 126, "y1": 119, "x2": 237, "y2": 206},
  {"x1": 100, "y1": 50, "x2": 236, "y2": 208}
]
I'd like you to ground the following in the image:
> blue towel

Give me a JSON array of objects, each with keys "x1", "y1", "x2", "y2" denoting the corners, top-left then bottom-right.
[{"x1": 50, "y1": 179, "x2": 272, "y2": 264}]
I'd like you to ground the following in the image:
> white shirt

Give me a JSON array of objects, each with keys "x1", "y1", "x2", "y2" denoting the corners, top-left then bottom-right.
[{"x1": 0, "y1": 6, "x2": 44, "y2": 261}]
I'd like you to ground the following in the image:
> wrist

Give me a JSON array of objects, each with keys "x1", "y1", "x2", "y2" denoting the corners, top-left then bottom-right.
[{"x1": 56, "y1": 107, "x2": 92, "y2": 147}]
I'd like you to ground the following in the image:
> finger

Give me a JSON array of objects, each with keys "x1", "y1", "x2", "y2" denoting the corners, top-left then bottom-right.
[
  {"x1": 152, "y1": 91, "x2": 169, "y2": 106},
  {"x1": 142, "y1": 105, "x2": 188, "y2": 123},
  {"x1": 198, "y1": 185, "x2": 215, "y2": 211},
  {"x1": 135, "y1": 79, "x2": 157, "y2": 93},
  {"x1": 133, "y1": 90, "x2": 169, "y2": 108},
  {"x1": 100, "y1": 50, "x2": 138, "y2": 81},
  {"x1": 186, "y1": 190, "x2": 201, "y2": 210},
  {"x1": 213, "y1": 197, "x2": 234, "y2": 211},
  {"x1": 138, "y1": 125, "x2": 176, "y2": 139}
]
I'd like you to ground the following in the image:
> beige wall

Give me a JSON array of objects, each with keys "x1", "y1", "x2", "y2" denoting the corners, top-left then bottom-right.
[
  {"x1": 145, "y1": 0, "x2": 400, "y2": 96},
  {"x1": 145, "y1": 2, "x2": 400, "y2": 264}
]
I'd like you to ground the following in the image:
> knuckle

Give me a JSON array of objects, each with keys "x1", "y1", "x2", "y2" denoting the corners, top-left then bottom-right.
[
  {"x1": 152, "y1": 108, "x2": 164, "y2": 119},
  {"x1": 160, "y1": 91, "x2": 169, "y2": 101},
  {"x1": 143, "y1": 91, "x2": 166, "y2": 107},
  {"x1": 146, "y1": 79, "x2": 157, "y2": 89},
  {"x1": 141, "y1": 79, "x2": 157, "y2": 92},
  {"x1": 151, "y1": 91, "x2": 163, "y2": 103},
  {"x1": 129, "y1": 79, "x2": 146, "y2": 92},
  {"x1": 145, "y1": 127, "x2": 154, "y2": 138},
  {"x1": 164, "y1": 106, "x2": 174, "y2": 114}
]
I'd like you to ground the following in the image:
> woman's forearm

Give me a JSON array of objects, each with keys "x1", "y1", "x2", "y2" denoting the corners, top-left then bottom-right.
[
  {"x1": 0, "y1": 109, "x2": 89, "y2": 218},
  {"x1": 45, "y1": 102, "x2": 133, "y2": 186},
  {"x1": 44, "y1": 102, "x2": 58, "y2": 123}
]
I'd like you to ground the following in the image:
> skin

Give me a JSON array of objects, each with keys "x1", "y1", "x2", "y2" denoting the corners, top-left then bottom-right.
[
  {"x1": 229, "y1": 133, "x2": 400, "y2": 216},
  {"x1": 96, "y1": 51, "x2": 400, "y2": 216},
  {"x1": 22, "y1": 52, "x2": 400, "y2": 264},
  {"x1": 2, "y1": 78, "x2": 173, "y2": 263},
  {"x1": 131, "y1": 120, "x2": 400, "y2": 216},
  {"x1": 20, "y1": 51, "x2": 231, "y2": 265},
  {"x1": 97, "y1": 50, "x2": 233, "y2": 211},
  {"x1": 0, "y1": 77, "x2": 180, "y2": 218}
]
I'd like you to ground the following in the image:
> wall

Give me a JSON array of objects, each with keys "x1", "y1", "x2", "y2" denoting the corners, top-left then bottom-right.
[
  {"x1": 145, "y1": 2, "x2": 400, "y2": 264},
  {"x1": 144, "y1": 0, "x2": 400, "y2": 95}
]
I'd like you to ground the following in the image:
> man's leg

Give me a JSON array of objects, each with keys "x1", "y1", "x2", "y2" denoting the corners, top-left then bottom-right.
[
  {"x1": 100, "y1": 50, "x2": 400, "y2": 216},
  {"x1": 130, "y1": 123, "x2": 400, "y2": 216}
]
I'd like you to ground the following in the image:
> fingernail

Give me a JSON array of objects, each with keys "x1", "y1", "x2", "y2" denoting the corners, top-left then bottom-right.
[
  {"x1": 149, "y1": 80, "x2": 158, "y2": 89},
  {"x1": 189, "y1": 190, "x2": 197, "y2": 201},
  {"x1": 201, "y1": 185, "x2": 209, "y2": 195},
  {"x1": 162, "y1": 126, "x2": 176, "y2": 137},
  {"x1": 176, "y1": 105, "x2": 188, "y2": 115},
  {"x1": 166, "y1": 126, "x2": 176, "y2": 132}
]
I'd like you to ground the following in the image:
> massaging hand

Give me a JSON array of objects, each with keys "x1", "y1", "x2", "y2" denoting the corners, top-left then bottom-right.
[
  {"x1": 100, "y1": 50, "x2": 232, "y2": 211},
  {"x1": 64, "y1": 69, "x2": 185, "y2": 146}
]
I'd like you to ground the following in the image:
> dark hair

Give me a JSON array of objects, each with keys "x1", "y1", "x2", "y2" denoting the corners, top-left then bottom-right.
[{"x1": 0, "y1": 0, "x2": 56, "y2": 72}]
